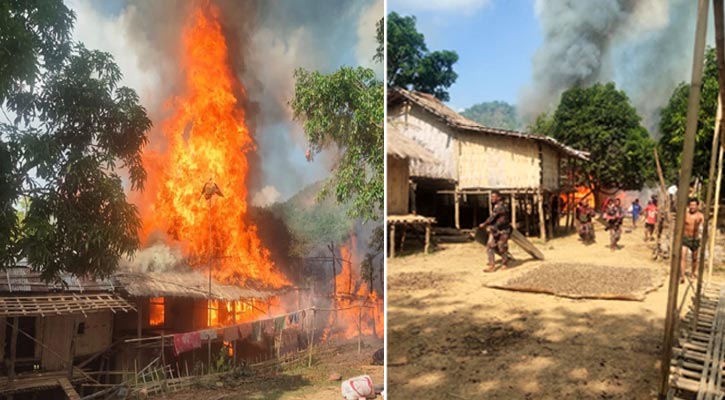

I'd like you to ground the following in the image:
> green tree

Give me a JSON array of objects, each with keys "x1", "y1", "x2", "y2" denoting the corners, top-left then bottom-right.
[
  {"x1": 659, "y1": 47, "x2": 718, "y2": 183},
  {"x1": 528, "y1": 112, "x2": 554, "y2": 136},
  {"x1": 387, "y1": 12, "x2": 458, "y2": 102},
  {"x1": 291, "y1": 19, "x2": 383, "y2": 222},
  {"x1": 0, "y1": 1, "x2": 151, "y2": 280},
  {"x1": 461, "y1": 101, "x2": 520, "y2": 130},
  {"x1": 550, "y1": 82, "x2": 655, "y2": 200}
]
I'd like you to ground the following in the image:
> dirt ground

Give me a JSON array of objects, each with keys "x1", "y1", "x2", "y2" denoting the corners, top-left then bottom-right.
[
  {"x1": 387, "y1": 221, "x2": 716, "y2": 399},
  {"x1": 166, "y1": 339, "x2": 384, "y2": 400}
]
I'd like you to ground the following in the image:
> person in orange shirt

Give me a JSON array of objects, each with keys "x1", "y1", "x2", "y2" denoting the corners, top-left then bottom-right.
[{"x1": 643, "y1": 199, "x2": 659, "y2": 242}]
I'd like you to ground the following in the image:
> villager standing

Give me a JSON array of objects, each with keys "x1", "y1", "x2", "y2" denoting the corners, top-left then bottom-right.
[
  {"x1": 680, "y1": 198, "x2": 705, "y2": 283},
  {"x1": 575, "y1": 200, "x2": 596, "y2": 243},
  {"x1": 644, "y1": 200, "x2": 659, "y2": 242},
  {"x1": 479, "y1": 191, "x2": 511, "y2": 272},
  {"x1": 631, "y1": 198, "x2": 642, "y2": 229},
  {"x1": 604, "y1": 198, "x2": 624, "y2": 251}
]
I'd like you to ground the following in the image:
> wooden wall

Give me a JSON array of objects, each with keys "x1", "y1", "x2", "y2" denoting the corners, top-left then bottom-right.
[
  {"x1": 541, "y1": 145, "x2": 561, "y2": 190},
  {"x1": 39, "y1": 312, "x2": 113, "y2": 371},
  {"x1": 387, "y1": 155, "x2": 409, "y2": 215},
  {"x1": 458, "y1": 132, "x2": 540, "y2": 190},
  {"x1": 388, "y1": 104, "x2": 455, "y2": 180}
]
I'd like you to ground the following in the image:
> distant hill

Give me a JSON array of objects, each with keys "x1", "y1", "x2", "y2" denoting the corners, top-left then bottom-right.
[
  {"x1": 461, "y1": 101, "x2": 520, "y2": 130},
  {"x1": 268, "y1": 180, "x2": 353, "y2": 257}
]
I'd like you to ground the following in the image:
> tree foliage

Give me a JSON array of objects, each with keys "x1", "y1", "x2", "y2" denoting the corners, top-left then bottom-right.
[
  {"x1": 658, "y1": 47, "x2": 718, "y2": 183},
  {"x1": 549, "y1": 82, "x2": 655, "y2": 195},
  {"x1": 461, "y1": 101, "x2": 520, "y2": 130},
  {"x1": 291, "y1": 19, "x2": 383, "y2": 222},
  {"x1": 386, "y1": 12, "x2": 458, "y2": 102},
  {"x1": 0, "y1": 1, "x2": 151, "y2": 280}
]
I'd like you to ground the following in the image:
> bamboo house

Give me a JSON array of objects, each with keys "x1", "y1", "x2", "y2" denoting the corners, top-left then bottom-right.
[{"x1": 387, "y1": 87, "x2": 590, "y2": 239}]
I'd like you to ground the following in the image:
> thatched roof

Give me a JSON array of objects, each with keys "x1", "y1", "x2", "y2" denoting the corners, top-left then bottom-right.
[
  {"x1": 387, "y1": 125, "x2": 439, "y2": 164},
  {"x1": 113, "y1": 271, "x2": 275, "y2": 301},
  {"x1": 388, "y1": 87, "x2": 590, "y2": 161}
]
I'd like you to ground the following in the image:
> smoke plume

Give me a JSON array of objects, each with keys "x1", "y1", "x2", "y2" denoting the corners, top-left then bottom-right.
[{"x1": 520, "y1": 0, "x2": 700, "y2": 136}]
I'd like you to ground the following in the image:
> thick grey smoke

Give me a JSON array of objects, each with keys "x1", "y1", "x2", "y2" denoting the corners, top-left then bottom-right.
[
  {"x1": 520, "y1": 0, "x2": 698, "y2": 136},
  {"x1": 68, "y1": 0, "x2": 381, "y2": 202}
]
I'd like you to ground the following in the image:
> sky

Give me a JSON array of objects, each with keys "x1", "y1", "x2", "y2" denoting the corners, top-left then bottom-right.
[
  {"x1": 390, "y1": 0, "x2": 708, "y2": 137},
  {"x1": 389, "y1": 0, "x2": 541, "y2": 111},
  {"x1": 64, "y1": 0, "x2": 383, "y2": 205}
]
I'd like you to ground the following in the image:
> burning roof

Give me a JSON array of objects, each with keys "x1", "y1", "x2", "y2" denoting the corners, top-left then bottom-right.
[{"x1": 113, "y1": 271, "x2": 276, "y2": 301}]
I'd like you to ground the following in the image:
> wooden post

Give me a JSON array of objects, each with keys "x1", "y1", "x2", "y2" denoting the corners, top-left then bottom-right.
[
  {"x1": 9, "y1": 317, "x2": 18, "y2": 380},
  {"x1": 511, "y1": 193, "x2": 517, "y2": 231},
  {"x1": 538, "y1": 191, "x2": 546, "y2": 241},
  {"x1": 709, "y1": 142, "x2": 724, "y2": 282},
  {"x1": 454, "y1": 186, "x2": 460, "y2": 229},
  {"x1": 161, "y1": 333, "x2": 166, "y2": 368},
  {"x1": 424, "y1": 223, "x2": 431, "y2": 254},
  {"x1": 308, "y1": 309, "x2": 316, "y2": 367},
  {"x1": 694, "y1": 94, "x2": 722, "y2": 329},
  {"x1": 68, "y1": 320, "x2": 78, "y2": 379},
  {"x1": 659, "y1": 0, "x2": 709, "y2": 396},
  {"x1": 389, "y1": 224, "x2": 396, "y2": 258},
  {"x1": 357, "y1": 305, "x2": 362, "y2": 355}
]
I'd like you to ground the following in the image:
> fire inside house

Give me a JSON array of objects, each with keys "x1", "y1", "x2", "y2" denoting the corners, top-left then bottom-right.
[{"x1": 0, "y1": 2, "x2": 382, "y2": 399}]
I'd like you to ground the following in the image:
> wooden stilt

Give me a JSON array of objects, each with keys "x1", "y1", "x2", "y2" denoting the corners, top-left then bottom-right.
[
  {"x1": 538, "y1": 191, "x2": 546, "y2": 241},
  {"x1": 9, "y1": 317, "x2": 18, "y2": 380},
  {"x1": 424, "y1": 223, "x2": 431, "y2": 254},
  {"x1": 454, "y1": 186, "x2": 460, "y2": 229},
  {"x1": 511, "y1": 193, "x2": 517, "y2": 231},
  {"x1": 389, "y1": 224, "x2": 396, "y2": 258}
]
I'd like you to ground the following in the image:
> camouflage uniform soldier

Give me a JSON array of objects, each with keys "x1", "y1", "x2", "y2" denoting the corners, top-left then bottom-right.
[
  {"x1": 604, "y1": 198, "x2": 624, "y2": 251},
  {"x1": 479, "y1": 191, "x2": 511, "y2": 272}
]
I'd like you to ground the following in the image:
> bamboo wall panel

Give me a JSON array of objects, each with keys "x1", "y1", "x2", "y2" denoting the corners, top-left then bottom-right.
[
  {"x1": 387, "y1": 156, "x2": 409, "y2": 215},
  {"x1": 388, "y1": 104, "x2": 455, "y2": 180},
  {"x1": 41, "y1": 315, "x2": 73, "y2": 371},
  {"x1": 74, "y1": 311, "x2": 112, "y2": 357},
  {"x1": 457, "y1": 132, "x2": 540, "y2": 189},
  {"x1": 541, "y1": 146, "x2": 561, "y2": 190}
]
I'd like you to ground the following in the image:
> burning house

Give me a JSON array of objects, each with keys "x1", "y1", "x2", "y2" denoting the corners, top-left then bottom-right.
[{"x1": 387, "y1": 87, "x2": 590, "y2": 239}]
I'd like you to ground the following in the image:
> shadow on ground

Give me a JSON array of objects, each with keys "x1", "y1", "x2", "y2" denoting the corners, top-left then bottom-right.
[{"x1": 388, "y1": 286, "x2": 662, "y2": 399}]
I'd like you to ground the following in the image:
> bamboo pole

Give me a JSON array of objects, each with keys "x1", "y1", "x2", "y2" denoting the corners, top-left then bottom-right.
[
  {"x1": 357, "y1": 304, "x2": 362, "y2": 355},
  {"x1": 454, "y1": 186, "x2": 460, "y2": 229},
  {"x1": 708, "y1": 142, "x2": 724, "y2": 281},
  {"x1": 9, "y1": 317, "x2": 18, "y2": 380},
  {"x1": 308, "y1": 309, "x2": 316, "y2": 367},
  {"x1": 693, "y1": 94, "x2": 722, "y2": 329},
  {"x1": 659, "y1": 0, "x2": 709, "y2": 396}
]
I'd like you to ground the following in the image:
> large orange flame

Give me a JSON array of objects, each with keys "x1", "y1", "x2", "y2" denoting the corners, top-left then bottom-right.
[
  {"x1": 137, "y1": 3, "x2": 287, "y2": 289},
  {"x1": 327, "y1": 233, "x2": 383, "y2": 339}
]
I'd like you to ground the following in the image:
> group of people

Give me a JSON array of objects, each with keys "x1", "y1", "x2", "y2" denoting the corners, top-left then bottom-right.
[
  {"x1": 574, "y1": 196, "x2": 662, "y2": 250},
  {"x1": 479, "y1": 190, "x2": 705, "y2": 284}
]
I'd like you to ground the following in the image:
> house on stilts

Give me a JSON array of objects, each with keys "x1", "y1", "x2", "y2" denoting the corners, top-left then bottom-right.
[{"x1": 387, "y1": 87, "x2": 589, "y2": 240}]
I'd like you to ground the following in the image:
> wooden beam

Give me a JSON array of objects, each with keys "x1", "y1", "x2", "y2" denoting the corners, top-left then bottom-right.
[{"x1": 659, "y1": 0, "x2": 710, "y2": 396}]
